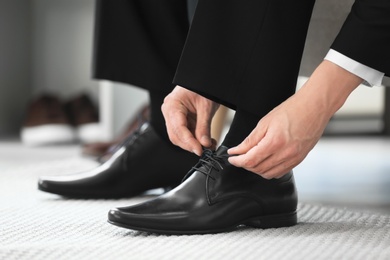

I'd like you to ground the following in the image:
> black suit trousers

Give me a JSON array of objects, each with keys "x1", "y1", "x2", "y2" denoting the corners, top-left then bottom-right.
[
  {"x1": 93, "y1": 0, "x2": 189, "y2": 95},
  {"x1": 93, "y1": 0, "x2": 315, "y2": 116}
]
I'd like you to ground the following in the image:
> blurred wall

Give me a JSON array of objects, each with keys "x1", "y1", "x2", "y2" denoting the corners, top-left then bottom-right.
[
  {"x1": 0, "y1": 0, "x2": 32, "y2": 136},
  {"x1": 31, "y1": 0, "x2": 99, "y2": 99},
  {"x1": 0, "y1": 0, "x2": 99, "y2": 137}
]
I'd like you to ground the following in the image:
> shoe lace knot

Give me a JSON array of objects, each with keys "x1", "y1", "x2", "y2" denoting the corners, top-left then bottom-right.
[{"x1": 183, "y1": 149, "x2": 228, "y2": 181}]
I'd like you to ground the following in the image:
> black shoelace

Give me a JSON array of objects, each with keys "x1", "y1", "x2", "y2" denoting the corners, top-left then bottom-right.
[{"x1": 182, "y1": 149, "x2": 228, "y2": 181}]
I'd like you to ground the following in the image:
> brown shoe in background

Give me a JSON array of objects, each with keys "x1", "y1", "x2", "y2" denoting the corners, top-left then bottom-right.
[
  {"x1": 20, "y1": 94, "x2": 76, "y2": 146},
  {"x1": 64, "y1": 93, "x2": 101, "y2": 144},
  {"x1": 81, "y1": 104, "x2": 150, "y2": 162}
]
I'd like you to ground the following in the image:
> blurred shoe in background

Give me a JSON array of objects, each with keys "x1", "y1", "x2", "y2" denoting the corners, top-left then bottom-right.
[
  {"x1": 81, "y1": 104, "x2": 150, "y2": 162},
  {"x1": 64, "y1": 93, "x2": 100, "y2": 144},
  {"x1": 20, "y1": 95, "x2": 76, "y2": 146},
  {"x1": 21, "y1": 93, "x2": 101, "y2": 146}
]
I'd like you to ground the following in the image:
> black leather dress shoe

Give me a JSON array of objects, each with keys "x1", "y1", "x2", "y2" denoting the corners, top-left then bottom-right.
[
  {"x1": 38, "y1": 123, "x2": 199, "y2": 198},
  {"x1": 108, "y1": 146, "x2": 298, "y2": 234}
]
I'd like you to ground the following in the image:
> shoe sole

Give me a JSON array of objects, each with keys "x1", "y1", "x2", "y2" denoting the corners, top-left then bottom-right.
[
  {"x1": 107, "y1": 211, "x2": 297, "y2": 235},
  {"x1": 38, "y1": 182, "x2": 178, "y2": 199},
  {"x1": 77, "y1": 123, "x2": 102, "y2": 143},
  {"x1": 21, "y1": 125, "x2": 76, "y2": 146}
]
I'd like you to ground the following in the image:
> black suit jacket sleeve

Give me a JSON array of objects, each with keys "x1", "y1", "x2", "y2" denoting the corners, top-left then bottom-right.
[{"x1": 331, "y1": 0, "x2": 390, "y2": 76}]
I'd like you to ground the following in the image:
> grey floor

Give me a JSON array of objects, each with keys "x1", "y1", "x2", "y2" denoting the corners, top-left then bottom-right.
[
  {"x1": 295, "y1": 136, "x2": 390, "y2": 214},
  {"x1": 1, "y1": 136, "x2": 390, "y2": 215},
  {"x1": 2, "y1": 136, "x2": 390, "y2": 260}
]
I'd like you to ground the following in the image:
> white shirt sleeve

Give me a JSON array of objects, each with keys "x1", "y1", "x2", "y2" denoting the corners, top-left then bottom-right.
[{"x1": 324, "y1": 49, "x2": 385, "y2": 87}]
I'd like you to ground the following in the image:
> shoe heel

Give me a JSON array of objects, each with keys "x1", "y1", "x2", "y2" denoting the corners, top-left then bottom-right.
[{"x1": 245, "y1": 211, "x2": 297, "y2": 229}]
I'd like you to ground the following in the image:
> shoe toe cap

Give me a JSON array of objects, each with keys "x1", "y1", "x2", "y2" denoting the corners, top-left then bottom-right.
[
  {"x1": 38, "y1": 176, "x2": 51, "y2": 190},
  {"x1": 108, "y1": 208, "x2": 127, "y2": 226}
]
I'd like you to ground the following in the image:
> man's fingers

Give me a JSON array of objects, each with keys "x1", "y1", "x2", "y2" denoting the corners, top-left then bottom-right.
[
  {"x1": 228, "y1": 132, "x2": 289, "y2": 170},
  {"x1": 229, "y1": 138, "x2": 303, "y2": 179},
  {"x1": 163, "y1": 106, "x2": 203, "y2": 156},
  {"x1": 173, "y1": 125, "x2": 203, "y2": 155},
  {"x1": 166, "y1": 119, "x2": 202, "y2": 155},
  {"x1": 254, "y1": 159, "x2": 296, "y2": 179},
  {"x1": 230, "y1": 150, "x2": 294, "y2": 179},
  {"x1": 161, "y1": 85, "x2": 218, "y2": 155},
  {"x1": 228, "y1": 139, "x2": 271, "y2": 169},
  {"x1": 194, "y1": 117, "x2": 212, "y2": 148}
]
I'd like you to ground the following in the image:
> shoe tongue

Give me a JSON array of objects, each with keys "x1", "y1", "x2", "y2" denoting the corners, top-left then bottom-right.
[{"x1": 215, "y1": 146, "x2": 229, "y2": 157}]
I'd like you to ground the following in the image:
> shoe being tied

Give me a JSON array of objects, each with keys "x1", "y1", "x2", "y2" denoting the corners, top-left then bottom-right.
[
  {"x1": 38, "y1": 123, "x2": 199, "y2": 198},
  {"x1": 108, "y1": 145, "x2": 298, "y2": 234}
]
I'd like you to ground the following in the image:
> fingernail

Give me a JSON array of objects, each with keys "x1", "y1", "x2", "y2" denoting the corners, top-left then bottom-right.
[{"x1": 201, "y1": 135, "x2": 210, "y2": 144}]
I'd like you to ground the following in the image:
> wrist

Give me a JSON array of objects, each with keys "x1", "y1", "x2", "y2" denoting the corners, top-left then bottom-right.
[{"x1": 299, "y1": 60, "x2": 363, "y2": 118}]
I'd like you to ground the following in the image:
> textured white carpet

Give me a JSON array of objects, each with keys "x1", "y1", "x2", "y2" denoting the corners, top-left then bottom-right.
[{"x1": 1, "y1": 157, "x2": 390, "y2": 260}]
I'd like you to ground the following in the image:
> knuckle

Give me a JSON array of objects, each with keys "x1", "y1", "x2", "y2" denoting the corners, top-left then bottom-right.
[
  {"x1": 285, "y1": 145, "x2": 300, "y2": 158},
  {"x1": 252, "y1": 167, "x2": 265, "y2": 176},
  {"x1": 169, "y1": 137, "x2": 179, "y2": 146},
  {"x1": 271, "y1": 137, "x2": 285, "y2": 148},
  {"x1": 161, "y1": 103, "x2": 167, "y2": 113},
  {"x1": 242, "y1": 157, "x2": 257, "y2": 168},
  {"x1": 181, "y1": 135, "x2": 194, "y2": 146},
  {"x1": 243, "y1": 136, "x2": 255, "y2": 146},
  {"x1": 168, "y1": 133, "x2": 178, "y2": 144},
  {"x1": 200, "y1": 120, "x2": 210, "y2": 129},
  {"x1": 163, "y1": 94, "x2": 171, "y2": 103}
]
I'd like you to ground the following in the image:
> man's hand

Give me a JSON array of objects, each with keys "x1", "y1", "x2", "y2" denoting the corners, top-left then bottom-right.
[
  {"x1": 161, "y1": 86, "x2": 220, "y2": 156},
  {"x1": 227, "y1": 91, "x2": 329, "y2": 179},
  {"x1": 228, "y1": 60, "x2": 363, "y2": 179}
]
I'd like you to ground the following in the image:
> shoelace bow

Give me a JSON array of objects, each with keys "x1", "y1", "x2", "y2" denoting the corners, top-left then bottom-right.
[{"x1": 183, "y1": 149, "x2": 229, "y2": 181}]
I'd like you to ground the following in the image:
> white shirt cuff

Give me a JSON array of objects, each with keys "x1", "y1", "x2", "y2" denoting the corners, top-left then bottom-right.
[{"x1": 324, "y1": 49, "x2": 385, "y2": 87}]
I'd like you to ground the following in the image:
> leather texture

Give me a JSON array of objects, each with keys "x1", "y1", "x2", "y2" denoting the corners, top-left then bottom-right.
[
  {"x1": 38, "y1": 123, "x2": 199, "y2": 198},
  {"x1": 108, "y1": 146, "x2": 298, "y2": 234}
]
